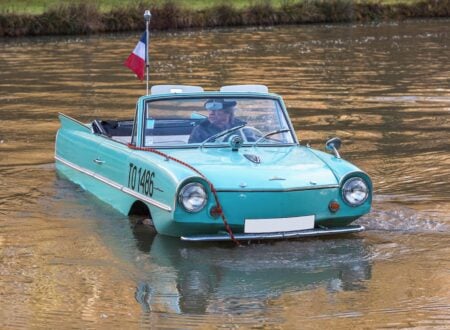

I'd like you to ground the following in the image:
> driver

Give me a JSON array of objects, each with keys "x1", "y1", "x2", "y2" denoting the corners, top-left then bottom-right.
[{"x1": 188, "y1": 99, "x2": 245, "y2": 143}]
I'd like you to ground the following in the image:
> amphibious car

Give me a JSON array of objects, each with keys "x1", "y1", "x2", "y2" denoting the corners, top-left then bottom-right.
[{"x1": 55, "y1": 84, "x2": 372, "y2": 242}]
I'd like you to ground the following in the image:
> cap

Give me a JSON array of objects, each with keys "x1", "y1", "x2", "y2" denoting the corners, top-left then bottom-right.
[{"x1": 204, "y1": 99, "x2": 237, "y2": 112}]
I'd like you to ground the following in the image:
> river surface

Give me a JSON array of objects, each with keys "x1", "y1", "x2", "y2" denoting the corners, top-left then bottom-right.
[{"x1": 1, "y1": 19, "x2": 449, "y2": 328}]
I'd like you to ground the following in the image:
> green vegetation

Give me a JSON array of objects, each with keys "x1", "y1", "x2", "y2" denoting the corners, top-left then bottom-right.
[
  {"x1": 0, "y1": 0, "x2": 423, "y2": 14},
  {"x1": 0, "y1": 0, "x2": 448, "y2": 37},
  {"x1": 3, "y1": 0, "x2": 277, "y2": 14}
]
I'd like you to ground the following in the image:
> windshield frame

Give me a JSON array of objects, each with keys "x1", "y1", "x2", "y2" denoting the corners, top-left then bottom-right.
[{"x1": 140, "y1": 93, "x2": 299, "y2": 149}]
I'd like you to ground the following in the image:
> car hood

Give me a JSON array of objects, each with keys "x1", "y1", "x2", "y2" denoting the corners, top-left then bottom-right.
[{"x1": 161, "y1": 146, "x2": 340, "y2": 191}]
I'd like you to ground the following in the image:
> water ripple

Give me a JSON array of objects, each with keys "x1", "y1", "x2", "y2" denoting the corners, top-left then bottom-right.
[{"x1": 0, "y1": 19, "x2": 449, "y2": 329}]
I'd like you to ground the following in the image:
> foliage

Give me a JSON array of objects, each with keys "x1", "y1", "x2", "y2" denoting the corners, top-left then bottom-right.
[{"x1": 0, "y1": 0, "x2": 448, "y2": 37}]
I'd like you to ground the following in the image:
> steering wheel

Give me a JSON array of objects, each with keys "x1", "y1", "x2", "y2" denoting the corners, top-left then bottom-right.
[
  {"x1": 213, "y1": 126, "x2": 263, "y2": 143},
  {"x1": 240, "y1": 126, "x2": 263, "y2": 142}
]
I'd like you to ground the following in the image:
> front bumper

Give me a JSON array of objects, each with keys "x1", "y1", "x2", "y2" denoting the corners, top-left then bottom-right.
[{"x1": 180, "y1": 224, "x2": 364, "y2": 242}]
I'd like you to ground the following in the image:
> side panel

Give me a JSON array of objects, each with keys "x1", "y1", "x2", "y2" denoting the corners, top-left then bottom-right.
[
  {"x1": 55, "y1": 160, "x2": 135, "y2": 215},
  {"x1": 55, "y1": 115, "x2": 179, "y2": 224},
  {"x1": 90, "y1": 138, "x2": 138, "y2": 215},
  {"x1": 55, "y1": 119, "x2": 135, "y2": 215},
  {"x1": 124, "y1": 151, "x2": 195, "y2": 236},
  {"x1": 56, "y1": 118, "x2": 102, "y2": 181}
]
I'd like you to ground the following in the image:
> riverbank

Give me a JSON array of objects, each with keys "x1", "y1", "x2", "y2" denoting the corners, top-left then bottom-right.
[{"x1": 1, "y1": 0, "x2": 449, "y2": 37}]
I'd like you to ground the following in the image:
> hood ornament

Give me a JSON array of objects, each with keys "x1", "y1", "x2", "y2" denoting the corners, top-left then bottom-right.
[{"x1": 244, "y1": 153, "x2": 261, "y2": 164}]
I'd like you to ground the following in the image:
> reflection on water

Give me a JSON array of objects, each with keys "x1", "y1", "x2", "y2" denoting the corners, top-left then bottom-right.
[
  {"x1": 132, "y1": 230, "x2": 371, "y2": 314},
  {"x1": 1, "y1": 19, "x2": 449, "y2": 328}
]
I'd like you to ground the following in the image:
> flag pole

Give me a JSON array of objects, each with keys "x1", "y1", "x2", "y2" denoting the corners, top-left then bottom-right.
[{"x1": 144, "y1": 10, "x2": 151, "y2": 95}]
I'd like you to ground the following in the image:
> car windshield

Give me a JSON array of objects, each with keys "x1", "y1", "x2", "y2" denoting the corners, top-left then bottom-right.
[{"x1": 144, "y1": 97, "x2": 295, "y2": 147}]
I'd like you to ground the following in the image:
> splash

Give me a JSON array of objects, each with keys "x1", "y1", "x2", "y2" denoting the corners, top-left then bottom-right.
[{"x1": 356, "y1": 206, "x2": 449, "y2": 233}]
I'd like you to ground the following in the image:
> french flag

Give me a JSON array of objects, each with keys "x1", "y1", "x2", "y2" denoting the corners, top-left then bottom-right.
[{"x1": 124, "y1": 32, "x2": 146, "y2": 80}]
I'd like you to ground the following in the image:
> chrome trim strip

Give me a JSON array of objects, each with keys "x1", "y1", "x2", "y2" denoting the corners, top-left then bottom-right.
[
  {"x1": 55, "y1": 155, "x2": 172, "y2": 212},
  {"x1": 181, "y1": 225, "x2": 365, "y2": 242},
  {"x1": 215, "y1": 184, "x2": 339, "y2": 193}
]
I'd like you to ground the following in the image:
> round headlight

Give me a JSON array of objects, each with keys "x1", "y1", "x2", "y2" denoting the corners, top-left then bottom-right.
[
  {"x1": 342, "y1": 177, "x2": 369, "y2": 206},
  {"x1": 178, "y1": 182, "x2": 208, "y2": 212}
]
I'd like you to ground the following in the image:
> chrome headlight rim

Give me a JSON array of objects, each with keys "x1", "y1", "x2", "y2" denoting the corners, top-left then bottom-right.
[
  {"x1": 341, "y1": 177, "x2": 369, "y2": 207},
  {"x1": 178, "y1": 182, "x2": 208, "y2": 213}
]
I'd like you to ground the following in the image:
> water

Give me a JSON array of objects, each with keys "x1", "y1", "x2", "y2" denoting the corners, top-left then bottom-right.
[{"x1": 1, "y1": 19, "x2": 449, "y2": 328}]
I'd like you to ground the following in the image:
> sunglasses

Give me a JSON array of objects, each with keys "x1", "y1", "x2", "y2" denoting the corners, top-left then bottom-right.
[{"x1": 204, "y1": 99, "x2": 237, "y2": 111}]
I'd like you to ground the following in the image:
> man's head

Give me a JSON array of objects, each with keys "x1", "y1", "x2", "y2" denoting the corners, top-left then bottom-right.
[{"x1": 204, "y1": 99, "x2": 237, "y2": 129}]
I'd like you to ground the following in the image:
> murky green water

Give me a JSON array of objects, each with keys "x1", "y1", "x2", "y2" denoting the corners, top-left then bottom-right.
[{"x1": 1, "y1": 19, "x2": 449, "y2": 328}]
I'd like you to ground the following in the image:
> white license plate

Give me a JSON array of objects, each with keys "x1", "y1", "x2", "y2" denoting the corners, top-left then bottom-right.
[{"x1": 244, "y1": 215, "x2": 315, "y2": 233}]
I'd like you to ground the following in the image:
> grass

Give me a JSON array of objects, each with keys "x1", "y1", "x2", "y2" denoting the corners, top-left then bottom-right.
[
  {"x1": 0, "y1": 0, "x2": 423, "y2": 15},
  {"x1": 0, "y1": 0, "x2": 447, "y2": 37},
  {"x1": 1, "y1": 0, "x2": 271, "y2": 14}
]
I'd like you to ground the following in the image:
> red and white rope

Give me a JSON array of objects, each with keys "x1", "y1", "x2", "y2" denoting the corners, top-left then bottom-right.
[{"x1": 127, "y1": 144, "x2": 240, "y2": 245}]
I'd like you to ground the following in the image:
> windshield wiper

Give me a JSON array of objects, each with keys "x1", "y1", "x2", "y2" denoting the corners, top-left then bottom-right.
[
  {"x1": 200, "y1": 124, "x2": 246, "y2": 149},
  {"x1": 253, "y1": 129, "x2": 291, "y2": 148}
]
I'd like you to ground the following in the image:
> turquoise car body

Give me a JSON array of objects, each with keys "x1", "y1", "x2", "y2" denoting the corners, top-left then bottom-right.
[{"x1": 55, "y1": 85, "x2": 372, "y2": 242}]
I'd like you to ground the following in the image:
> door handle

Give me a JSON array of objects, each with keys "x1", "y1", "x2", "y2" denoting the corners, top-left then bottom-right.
[{"x1": 93, "y1": 158, "x2": 105, "y2": 165}]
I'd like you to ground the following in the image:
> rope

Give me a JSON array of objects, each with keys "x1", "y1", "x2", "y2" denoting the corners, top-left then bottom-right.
[{"x1": 128, "y1": 144, "x2": 240, "y2": 245}]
